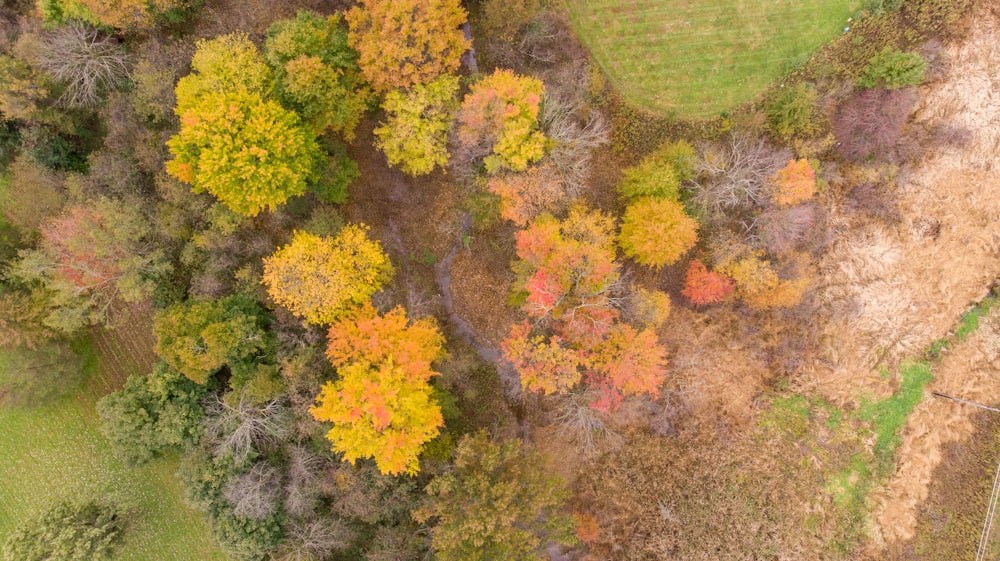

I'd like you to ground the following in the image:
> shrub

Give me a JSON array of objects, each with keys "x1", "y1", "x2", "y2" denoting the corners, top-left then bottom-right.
[
  {"x1": 767, "y1": 83, "x2": 821, "y2": 142},
  {"x1": 858, "y1": 48, "x2": 926, "y2": 89},
  {"x1": 618, "y1": 198, "x2": 699, "y2": 269},
  {"x1": 832, "y1": 87, "x2": 918, "y2": 161},
  {"x1": 1, "y1": 498, "x2": 124, "y2": 561},
  {"x1": 681, "y1": 260, "x2": 734, "y2": 306},
  {"x1": 756, "y1": 204, "x2": 816, "y2": 255},
  {"x1": 772, "y1": 158, "x2": 816, "y2": 207}
]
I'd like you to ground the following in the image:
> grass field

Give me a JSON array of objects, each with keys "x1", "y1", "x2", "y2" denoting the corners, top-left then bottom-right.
[
  {"x1": 564, "y1": 0, "x2": 861, "y2": 118},
  {"x1": 0, "y1": 333, "x2": 227, "y2": 560}
]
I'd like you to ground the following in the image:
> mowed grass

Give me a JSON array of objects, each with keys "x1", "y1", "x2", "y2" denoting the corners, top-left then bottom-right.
[
  {"x1": 565, "y1": 0, "x2": 860, "y2": 118},
  {"x1": 0, "y1": 340, "x2": 227, "y2": 561}
]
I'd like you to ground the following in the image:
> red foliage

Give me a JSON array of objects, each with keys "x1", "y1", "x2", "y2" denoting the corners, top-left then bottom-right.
[
  {"x1": 681, "y1": 260, "x2": 735, "y2": 306},
  {"x1": 40, "y1": 205, "x2": 123, "y2": 290}
]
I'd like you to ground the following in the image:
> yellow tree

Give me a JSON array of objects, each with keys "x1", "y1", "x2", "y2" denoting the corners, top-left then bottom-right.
[
  {"x1": 311, "y1": 304, "x2": 446, "y2": 476},
  {"x1": 262, "y1": 227, "x2": 394, "y2": 325},
  {"x1": 374, "y1": 74, "x2": 460, "y2": 176},
  {"x1": 618, "y1": 197, "x2": 699, "y2": 269},
  {"x1": 345, "y1": 0, "x2": 469, "y2": 92}
]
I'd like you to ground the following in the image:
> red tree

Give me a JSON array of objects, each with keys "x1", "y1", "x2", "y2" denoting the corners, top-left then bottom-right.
[{"x1": 681, "y1": 260, "x2": 734, "y2": 306}]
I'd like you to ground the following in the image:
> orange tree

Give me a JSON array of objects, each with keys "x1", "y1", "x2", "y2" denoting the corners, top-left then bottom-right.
[
  {"x1": 345, "y1": 0, "x2": 468, "y2": 92},
  {"x1": 456, "y1": 69, "x2": 547, "y2": 174},
  {"x1": 502, "y1": 206, "x2": 669, "y2": 409},
  {"x1": 772, "y1": 158, "x2": 816, "y2": 207},
  {"x1": 681, "y1": 259, "x2": 734, "y2": 306},
  {"x1": 262, "y1": 227, "x2": 394, "y2": 325},
  {"x1": 311, "y1": 304, "x2": 446, "y2": 476}
]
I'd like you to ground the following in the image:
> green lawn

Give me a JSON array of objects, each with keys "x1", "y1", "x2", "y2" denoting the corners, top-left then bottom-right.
[
  {"x1": 0, "y1": 344, "x2": 227, "y2": 561},
  {"x1": 565, "y1": 0, "x2": 860, "y2": 118}
]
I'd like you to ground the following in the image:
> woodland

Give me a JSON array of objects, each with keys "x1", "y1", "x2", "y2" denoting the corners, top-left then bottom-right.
[{"x1": 0, "y1": 0, "x2": 998, "y2": 560}]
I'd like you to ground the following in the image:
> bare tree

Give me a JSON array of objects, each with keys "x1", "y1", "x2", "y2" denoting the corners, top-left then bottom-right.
[
  {"x1": 204, "y1": 395, "x2": 290, "y2": 464},
  {"x1": 35, "y1": 23, "x2": 129, "y2": 108},
  {"x1": 284, "y1": 445, "x2": 323, "y2": 518},
  {"x1": 539, "y1": 92, "x2": 609, "y2": 196},
  {"x1": 551, "y1": 393, "x2": 622, "y2": 455},
  {"x1": 223, "y1": 461, "x2": 283, "y2": 519},
  {"x1": 693, "y1": 134, "x2": 790, "y2": 213},
  {"x1": 276, "y1": 518, "x2": 355, "y2": 561}
]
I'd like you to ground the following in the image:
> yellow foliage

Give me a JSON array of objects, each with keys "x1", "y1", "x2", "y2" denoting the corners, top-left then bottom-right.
[
  {"x1": 719, "y1": 252, "x2": 809, "y2": 309},
  {"x1": 618, "y1": 198, "x2": 699, "y2": 269},
  {"x1": 773, "y1": 158, "x2": 816, "y2": 207},
  {"x1": 346, "y1": 0, "x2": 469, "y2": 92},
  {"x1": 262, "y1": 227, "x2": 394, "y2": 325}
]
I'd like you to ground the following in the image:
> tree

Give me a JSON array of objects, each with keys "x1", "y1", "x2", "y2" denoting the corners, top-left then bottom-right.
[
  {"x1": 311, "y1": 360, "x2": 442, "y2": 476},
  {"x1": 456, "y1": 69, "x2": 547, "y2": 174},
  {"x1": 153, "y1": 295, "x2": 272, "y2": 384},
  {"x1": 513, "y1": 207, "x2": 619, "y2": 337},
  {"x1": 313, "y1": 304, "x2": 446, "y2": 476},
  {"x1": 617, "y1": 140, "x2": 695, "y2": 201},
  {"x1": 1, "y1": 498, "x2": 123, "y2": 561},
  {"x1": 262, "y1": 227, "x2": 394, "y2": 325},
  {"x1": 625, "y1": 287, "x2": 671, "y2": 328},
  {"x1": 859, "y1": 47, "x2": 927, "y2": 89},
  {"x1": 35, "y1": 23, "x2": 129, "y2": 108},
  {"x1": 2, "y1": 156, "x2": 66, "y2": 237},
  {"x1": 96, "y1": 362, "x2": 208, "y2": 465},
  {"x1": 7, "y1": 197, "x2": 169, "y2": 332},
  {"x1": 265, "y1": 11, "x2": 371, "y2": 139},
  {"x1": 500, "y1": 322, "x2": 581, "y2": 395},
  {"x1": 415, "y1": 432, "x2": 575, "y2": 561},
  {"x1": 0, "y1": 290, "x2": 57, "y2": 351},
  {"x1": 345, "y1": 0, "x2": 469, "y2": 92},
  {"x1": 166, "y1": 90, "x2": 322, "y2": 217},
  {"x1": 618, "y1": 197, "x2": 699, "y2": 269},
  {"x1": 173, "y1": 34, "x2": 272, "y2": 115},
  {"x1": 681, "y1": 259, "x2": 734, "y2": 306},
  {"x1": 374, "y1": 74, "x2": 459, "y2": 176},
  {"x1": 718, "y1": 252, "x2": 809, "y2": 309},
  {"x1": 38, "y1": 0, "x2": 199, "y2": 29},
  {"x1": 772, "y1": 159, "x2": 816, "y2": 207},
  {"x1": 486, "y1": 160, "x2": 564, "y2": 226}
]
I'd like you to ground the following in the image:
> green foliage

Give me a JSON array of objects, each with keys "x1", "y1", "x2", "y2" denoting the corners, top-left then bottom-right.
[
  {"x1": 153, "y1": 295, "x2": 273, "y2": 385},
  {"x1": 856, "y1": 360, "x2": 933, "y2": 475},
  {"x1": 0, "y1": 339, "x2": 83, "y2": 407},
  {"x1": 97, "y1": 362, "x2": 208, "y2": 465},
  {"x1": 955, "y1": 296, "x2": 998, "y2": 341},
  {"x1": 760, "y1": 394, "x2": 811, "y2": 438},
  {"x1": 375, "y1": 74, "x2": 460, "y2": 176},
  {"x1": 618, "y1": 140, "x2": 694, "y2": 201},
  {"x1": 173, "y1": 34, "x2": 272, "y2": 115},
  {"x1": 767, "y1": 83, "x2": 821, "y2": 142},
  {"x1": 36, "y1": 0, "x2": 100, "y2": 27},
  {"x1": 858, "y1": 48, "x2": 927, "y2": 89},
  {"x1": 309, "y1": 140, "x2": 358, "y2": 203},
  {"x1": 1, "y1": 497, "x2": 124, "y2": 561},
  {"x1": 265, "y1": 11, "x2": 370, "y2": 139},
  {"x1": 417, "y1": 432, "x2": 576, "y2": 561}
]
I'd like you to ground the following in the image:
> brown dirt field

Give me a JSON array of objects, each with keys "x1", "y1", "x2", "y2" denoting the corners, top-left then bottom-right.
[
  {"x1": 874, "y1": 308, "x2": 1000, "y2": 545},
  {"x1": 803, "y1": 6, "x2": 1000, "y2": 408}
]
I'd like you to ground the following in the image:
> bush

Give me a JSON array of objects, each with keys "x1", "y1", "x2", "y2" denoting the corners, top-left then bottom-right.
[
  {"x1": 858, "y1": 48, "x2": 927, "y2": 89},
  {"x1": 832, "y1": 87, "x2": 918, "y2": 161},
  {"x1": 1, "y1": 497, "x2": 124, "y2": 561},
  {"x1": 767, "y1": 83, "x2": 821, "y2": 142}
]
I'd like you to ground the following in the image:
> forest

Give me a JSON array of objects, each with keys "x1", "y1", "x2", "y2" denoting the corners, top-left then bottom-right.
[{"x1": 0, "y1": 0, "x2": 997, "y2": 560}]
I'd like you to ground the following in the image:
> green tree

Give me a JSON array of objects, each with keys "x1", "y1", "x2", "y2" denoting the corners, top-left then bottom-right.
[
  {"x1": 1, "y1": 498, "x2": 124, "y2": 561},
  {"x1": 415, "y1": 432, "x2": 575, "y2": 561},
  {"x1": 345, "y1": 0, "x2": 469, "y2": 92},
  {"x1": 265, "y1": 11, "x2": 371, "y2": 139},
  {"x1": 262, "y1": 227, "x2": 394, "y2": 325},
  {"x1": 97, "y1": 362, "x2": 208, "y2": 465},
  {"x1": 374, "y1": 74, "x2": 459, "y2": 176},
  {"x1": 153, "y1": 295, "x2": 272, "y2": 385}
]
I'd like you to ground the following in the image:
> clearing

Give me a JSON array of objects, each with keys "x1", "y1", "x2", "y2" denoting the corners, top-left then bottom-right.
[
  {"x1": 0, "y1": 309, "x2": 226, "y2": 561},
  {"x1": 563, "y1": 0, "x2": 859, "y2": 118}
]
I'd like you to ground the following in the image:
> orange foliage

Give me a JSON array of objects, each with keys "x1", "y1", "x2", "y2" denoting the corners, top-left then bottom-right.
[
  {"x1": 719, "y1": 253, "x2": 809, "y2": 309},
  {"x1": 500, "y1": 322, "x2": 582, "y2": 395},
  {"x1": 326, "y1": 303, "x2": 445, "y2": 379},
  {"x1": 773, "y1": 159, "x2": 816, "y2": 207},
  {"x1": 681, "y1": 260, "x2": 734, "y2": 306},
  {"x1": 486, "y1": 161, "x2": 563, "y2": 226},
  {"x1": 592, "y1": 325, "x2": 667, "y2": 399},
  {"x1": 575, "y1": 513, "x2": 600, "y2": 544},
  {"x1": 345, "y1": 0, "x2": 469, "y2": 92}
]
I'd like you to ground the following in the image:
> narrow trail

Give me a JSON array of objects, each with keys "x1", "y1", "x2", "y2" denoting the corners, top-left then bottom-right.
[{"x1": 432, "y1": 212, "x2": 529, "y2": 436}]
